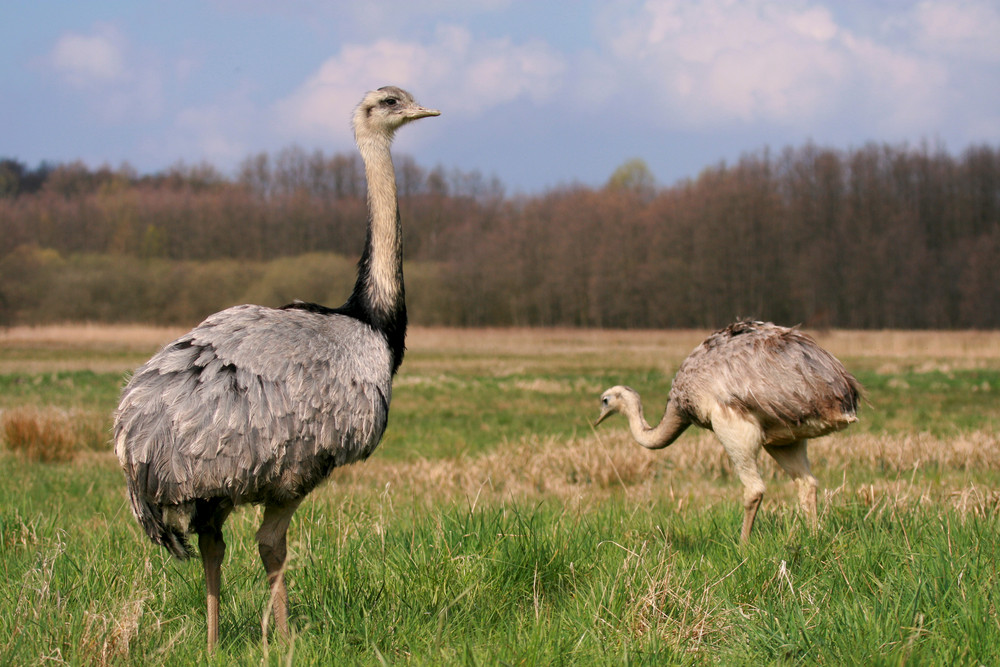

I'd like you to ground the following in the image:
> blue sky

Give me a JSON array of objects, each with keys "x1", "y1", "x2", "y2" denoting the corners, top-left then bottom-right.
[{"x1": 3, "y1": 0, "x2": 999, "y2": 192}]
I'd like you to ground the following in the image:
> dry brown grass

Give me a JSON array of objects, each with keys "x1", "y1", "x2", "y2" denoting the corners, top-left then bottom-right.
[
  {"x1": 408, "y1": 327, "x2": 1000, "y2": 380},
  {"x1": 321, "y1": 428, "x2": 1000, "y2": 515},
  {"x1": 5, "y1": 324, "x2": 998, "y2": 360},
  {"x1": 79, "y1": 596, "x2": 153, "y2": 667},
  {"x1": 1, "y1": 406, "x2": 109, "y2": 463},
  {"x1": 4, "y1": 324, "x2": 998, "y2": 374},
  {"x1": 0, "y1": 323, "x2": 186, "y2": 349},
  {"x1": 628, "y1": 551, "x2": 733, "y2": 650},
  {"x1": 407, "y1": 326, "x2": 1000, "y2": 362},
  {"x1": 814, "y1": 429, "x2": 1000, "y2": 472},
  {"x1": 811, "y1": 328, "x2": 1000, "y2": 362},
  {"x1": 0, "y1": 323, "x2": 187, "y2": 373}
]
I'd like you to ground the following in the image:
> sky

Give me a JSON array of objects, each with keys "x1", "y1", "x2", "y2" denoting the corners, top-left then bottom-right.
[{"x1": 3, "y1": 0, "x2": 999, "y2": 193}]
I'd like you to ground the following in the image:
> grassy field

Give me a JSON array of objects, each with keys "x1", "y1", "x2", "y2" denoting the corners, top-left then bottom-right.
[{"x1": 1, "y1": 325, "x2": 999, "y2": 665}]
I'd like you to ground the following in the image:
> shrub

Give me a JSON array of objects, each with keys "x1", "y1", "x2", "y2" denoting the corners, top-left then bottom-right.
[{"x1": 1, "y1": 406, "x2": 92, "y2": 463}]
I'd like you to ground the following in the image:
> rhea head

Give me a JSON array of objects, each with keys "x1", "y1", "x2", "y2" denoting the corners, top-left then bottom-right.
[{"x1": 353, "y1": 86, "x2": 440, "y2": 142}]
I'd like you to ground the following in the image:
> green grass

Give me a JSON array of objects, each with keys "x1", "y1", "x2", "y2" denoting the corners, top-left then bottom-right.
[
  {"x1": 3, "y1": 366, "x2": 996, "y2": 452},
  {"x1": 854, "y1": 368, "x2": 1000, "y2": 436},
  {"x1": 385, "y1": 365, "x2": 1000, "y2": 459},
  {"x1": 0, "y1": 371, "x2": 125, "y2": 411},
  {"x1": 2, "y1": 326, "x2": 999, "y2": 664},
  {"x1": 3, "y1": 458, "x2": 999, "y2": 665}
]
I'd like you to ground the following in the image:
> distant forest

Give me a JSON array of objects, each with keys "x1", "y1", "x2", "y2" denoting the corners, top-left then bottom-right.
[{"x1": 1, "y1": 141, "x2": 998, "y2": 329}]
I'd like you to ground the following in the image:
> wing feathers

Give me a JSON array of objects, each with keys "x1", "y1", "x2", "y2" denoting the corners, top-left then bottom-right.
[
  {"x1": 670, "y1": 321, "x2": 860, "y2": 437},
  {"x1": 115, "y1": 305, "x2": 393, "y2": 509}
]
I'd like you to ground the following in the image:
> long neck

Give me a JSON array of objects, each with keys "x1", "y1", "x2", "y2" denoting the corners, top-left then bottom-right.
[
  {"x1": 347, "y1": 130, "x2": 407, "y2": 371},
  {"x1": 626, "y1": 400, "x2": 690, "y2": 450}
]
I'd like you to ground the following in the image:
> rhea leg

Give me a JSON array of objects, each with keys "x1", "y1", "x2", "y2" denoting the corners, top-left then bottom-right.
[
  {"x1": 734, "y1": 463, "x2": 766, "y2": 543},
  {"x1": 199, "y1": 531, "x2": 225, "y2": 651},
  {"x1": 713, "y1": 410, "x2": 766, "y2": 543},
  {"x1": 764, "y1": 440, "x2": 818, "y2": 530},
  {"x1": 256, "y1": 500, "x2": 302, "y2": 642},
  {"x1": 196, "y1": 502, "x2": 233, "y2": 653}
]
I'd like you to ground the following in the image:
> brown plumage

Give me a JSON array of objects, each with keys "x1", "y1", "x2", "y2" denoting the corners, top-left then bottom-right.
[{"x1": 596, "y1": 320, "x2": 861, "y2": 542}]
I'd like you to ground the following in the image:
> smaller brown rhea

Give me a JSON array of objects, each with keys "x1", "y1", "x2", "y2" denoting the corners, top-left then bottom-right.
[{"x1": 595, "y1": 320, "x2": 861, "y2": 543}]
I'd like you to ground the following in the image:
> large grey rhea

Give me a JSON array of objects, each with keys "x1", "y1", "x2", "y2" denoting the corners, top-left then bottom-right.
[
  {"x1": 595, "y1": 320, "x2": 861, "y2": 543},
  {"x1": 114, "y1": 87, "x2": 439, "y2": 651}
]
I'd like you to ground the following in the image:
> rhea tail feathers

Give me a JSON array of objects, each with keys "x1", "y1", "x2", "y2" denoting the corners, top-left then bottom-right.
[{"x1": 125, "y1": 478, "x2": 192, "y2": 560}]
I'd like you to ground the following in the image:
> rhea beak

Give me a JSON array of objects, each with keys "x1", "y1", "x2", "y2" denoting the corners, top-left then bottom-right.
[
  {"x1": 594, "y1": 406, "x2": 613, "y2": 427},
  {"x1": 406, "y1": 106, "x2": 441, "y2": 120}
]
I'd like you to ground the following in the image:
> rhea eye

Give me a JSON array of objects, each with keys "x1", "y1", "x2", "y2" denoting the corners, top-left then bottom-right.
[
  {"x1": 602, "y1": 397, "x2": 609, "y2": 406},
  {"x1": 383, "y1": 98, "x2": 398, "y2": 107}
]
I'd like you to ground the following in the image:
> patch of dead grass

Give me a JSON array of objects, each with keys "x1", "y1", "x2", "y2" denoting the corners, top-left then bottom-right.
[
  {"x1": 809, "y1": 329, "x2": 1000, "y2": 369},
  {"x1": 0, "y1": 323, "x2": 186, "y2": 350},
  {"x1": 1, "y1": 406, "x2": 110, "y2": 462},
  {"x1": 815, "y1": 430, "x2": 1000, "y2": 472},
  {"x1": 0, "y1": 323, "x2": 188, "y2": 373},
  {"x1": 629, "y1": 555, "x2": 734, "y2": 652},
  {"x1": 6, "y1": 325, "x2": 999, "y2": 363},
  {"x1": 79, "y1": 596, "x2": 151, "y2": 666},
  {"x1": 5, "y1": 324, "x2": 999, "y2": 375},
  {"x1": 323, "y1": 429, "x2": 1000, "y2": 517}
]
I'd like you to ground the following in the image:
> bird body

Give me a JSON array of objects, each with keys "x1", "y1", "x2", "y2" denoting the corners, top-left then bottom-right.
[
  {"x1": 670, "y1": 320, "x2": 859, "y2": 445},
  {"x1": 114, "y1": 87, "x2": 438, "y2": 650},
  {"x1": 597, "y1": 320, "x2": 860, "y2": 542},
  {"x1": 115, "y1": 305, "x2": 393, "y2": 556}
]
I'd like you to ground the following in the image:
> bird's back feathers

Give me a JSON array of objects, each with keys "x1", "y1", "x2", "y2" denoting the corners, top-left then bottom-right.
[{"x1": 670, "y1": 320, "x2": 861, "y2": 443}]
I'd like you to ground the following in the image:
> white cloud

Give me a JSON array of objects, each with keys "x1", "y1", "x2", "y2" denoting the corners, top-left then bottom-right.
[
  {"x1": 274, "y1": 24, "x2": 565, "y2": 142},
  {"x1": 912, "y1": 0, "x2": 1000, "y2": 60},
  {"x1": 599, "y1": 1, "x2": 853, "y2": 125},
  {"x1": 50, "y1": 25, "x2": 127, "y2": 88},
  {"x1": 840, "y1": 33, "x2": 949, "y2": 132},
  {"x1": 24, "y1": 1, "x2": 995, "y2": 183},
  {"x1": 274, "y1": 40, "x2": 438, "y2": 143},
  {"x1": 47, "y1": 24, "x2": 163, "y2": 122},
  {"x1": 589, "y1": 0, "x2": 994, "y2": 140},
  {"x1": 785, "y1": 6, "x2": 838, "y2": 42}
]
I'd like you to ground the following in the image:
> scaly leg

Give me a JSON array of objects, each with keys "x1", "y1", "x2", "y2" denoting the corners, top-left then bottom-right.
[
  {"x1": 713, "y1": 410, "x2": 766, "y2": 543},
  {"x1": 739, "y1": 484, "x2": 764, "y2": 543},
  {"x1": 198, "y1": 528, "x2": 227, "y2": 652},
  {"x1": 257, "y1": 500, "x2": 302, "y2": 642},
  {"x1": 764, "y1": 440, "x2": 818, "y2": 530}
]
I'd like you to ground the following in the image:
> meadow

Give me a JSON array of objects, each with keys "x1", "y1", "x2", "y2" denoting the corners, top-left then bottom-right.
[{"x1": 1, "y1": 325, "x2": 999, "y2": 665}]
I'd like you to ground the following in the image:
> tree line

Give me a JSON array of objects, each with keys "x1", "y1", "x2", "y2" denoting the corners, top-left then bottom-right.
[{"x1": 1, "y1": 141, "x2": 998, "y2": 329}]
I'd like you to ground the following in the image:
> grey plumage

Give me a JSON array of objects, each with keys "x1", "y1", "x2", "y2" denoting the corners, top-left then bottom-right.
[
  {"x1": 596, "y1": 320, "x2": 861, "y2": 542},
  {"x1": 116, "y1": 307, "x2": 391, "y2": 553},
  {"x1": 114, "y1": 87, "x2": 439, "y2": 650}
]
